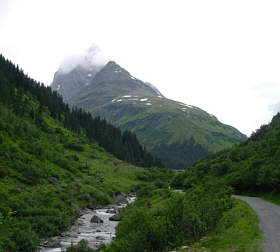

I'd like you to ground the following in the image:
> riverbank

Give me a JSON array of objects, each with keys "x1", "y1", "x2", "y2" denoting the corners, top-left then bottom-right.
[{"x1": 37, "y1": 194, "x2": 136, "y2": 252}]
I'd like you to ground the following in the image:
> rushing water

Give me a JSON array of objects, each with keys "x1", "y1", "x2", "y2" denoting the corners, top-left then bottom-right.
[{"x1": 37, "y1": 195, "x2": 136, "y2": 252}]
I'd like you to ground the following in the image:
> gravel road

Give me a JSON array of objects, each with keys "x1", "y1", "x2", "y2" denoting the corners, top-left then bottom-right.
[{"x1": 233, "y1": 195, "x2": 280, "y2": 252}]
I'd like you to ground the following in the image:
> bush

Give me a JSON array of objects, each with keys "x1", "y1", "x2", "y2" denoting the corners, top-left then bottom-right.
[
  {"x1": 5, "y1": 222, "x2": 39, "y2": 252},
  {"x1": 104, "y1": 185, "x2": 233, "y2": 252},
  {"x1": 67, "y1": 240, "x2": 93, "y2": 252},
  {"x1": 64, "y1": 141, "x2": 84, "y2": 151}
]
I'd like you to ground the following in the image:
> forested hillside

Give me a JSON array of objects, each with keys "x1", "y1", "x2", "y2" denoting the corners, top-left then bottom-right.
[
  {"x1": 0, "y1": 55, "x2": 162, "y2": 168},
  {"x1": 172, "y1": 112, "x2": 280, "y2": 194},
  {"x1": 0, "y1": 55, "x2": 170, "y2": 251},
  {"x1": 0, "y1": 55, "x2": 262, "y2": 252}
]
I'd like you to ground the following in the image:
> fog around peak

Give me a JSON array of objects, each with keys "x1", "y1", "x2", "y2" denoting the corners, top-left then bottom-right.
[{"x1": 58, "y1": 44, "x2": 108, "y2": 73}]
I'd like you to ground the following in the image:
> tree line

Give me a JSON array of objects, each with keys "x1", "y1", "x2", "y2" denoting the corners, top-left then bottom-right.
[
  {"x1": 0, "y1": 54, "x2": 163, "y2": 168},
  {"x1": 172, "y1": 112, "x2": 280, "y2": 194}
]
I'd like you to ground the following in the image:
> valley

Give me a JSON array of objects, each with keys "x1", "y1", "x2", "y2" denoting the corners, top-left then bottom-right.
[
  {"x1": 1, "y1": 2, "x2": 280, "y2": 252},
  {"x1": 0, "y1": 54, "x2": 279, "y2": 252}
]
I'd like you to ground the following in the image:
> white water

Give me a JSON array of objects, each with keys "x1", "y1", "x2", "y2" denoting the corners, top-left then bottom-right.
[{"x1": 38, "y1": 195, "x2": 136, "y2": 252}]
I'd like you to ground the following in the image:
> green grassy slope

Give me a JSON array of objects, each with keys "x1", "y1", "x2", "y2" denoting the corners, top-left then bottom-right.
[
  {"x1": 188, "y1": 199, "x2": 262, "y2": 252},
  {"x1": 0, "y1": 55, "x2": 171, "y2": 251},
  {"x1": 93, "y1": 97, "x2": 244, "y2": 150},
  {"x1": 52, "y1": 61, "x2": 246, "y2": 169},
  {"x1": 90, "y1": 96, "x2": 246, "y2": 169},
  {"x1": 172, "y1": 112, "x2": 280, "y2": 194},
  {"x1": 0, "y1": 101, "x2": 171, "y2": 251}
]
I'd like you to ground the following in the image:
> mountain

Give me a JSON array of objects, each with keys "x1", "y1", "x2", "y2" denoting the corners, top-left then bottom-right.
[
  {"x1": 51, "y1": 64, "x2": 102, "y2": 103},
  {"x1": 172, "y1": 112, "x2": 280, "y2": 194},
  {"x1": 51, "y1": 61, "x2": 247, "y2": 169},
  {"x1": 0, "y1": 55, "x2": 170, "y2": 251}
]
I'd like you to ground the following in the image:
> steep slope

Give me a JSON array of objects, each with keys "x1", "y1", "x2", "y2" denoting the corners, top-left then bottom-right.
[
  {"x1": 172, "y1": 112, "x2": 280, "y2": 193},
  {"x1": 51, "y1": 64, "x2": 102, "y2": 103},
  {"x1": 0, "y1": 55, "x2": 171, "y2": 251},
  {"x1": 51, "y1": 61, "x2": 247, "y2": 169}
]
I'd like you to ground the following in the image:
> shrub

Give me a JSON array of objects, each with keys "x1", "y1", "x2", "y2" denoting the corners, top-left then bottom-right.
[
  {"x1": 64, "y1": 141, "x2": 84, "y2": 151},
  {"x1": 67, "y1": 240, "x2": 93, "y2": 252},
  {"x1": 104, "y1": 185, "x2": 233, "y2": 252}
]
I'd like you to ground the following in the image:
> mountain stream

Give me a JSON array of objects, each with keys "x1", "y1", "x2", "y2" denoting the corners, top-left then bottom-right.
[{"x1": 37, "y1": 194, "x2": 136, "y2": 252}]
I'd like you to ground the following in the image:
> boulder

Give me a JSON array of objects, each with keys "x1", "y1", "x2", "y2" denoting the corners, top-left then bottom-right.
[
  {"x1": 49, "y1": 177, "x2": 59, "y2": 184},
  {"x1": 96, "y1": 236, "x2": 105, "y2": 240},
  {"x1": 91, "y1": 215, "x2": 103, "y2": 223},
  {"x1": 73, "y1": 178, "x2": 81, "y2": 183},
  {"x1": 87, "y1": 205, "x2": 95, "y2": 210},
  {"x1": 16, "y1": 185, "x2": 26, "y2": 190},
  {"x1": 106, "y1": 209, "x2": 117, "y2": 214},
  {"x1": 44, "y1": 237, "x2": 60, "y2": 247},
  {"x1": 109, "y1": 213, "x2": 121, "y2": 221},
  {"x1": 114, "y1": 193, "x2": 128, "y2": 204}
]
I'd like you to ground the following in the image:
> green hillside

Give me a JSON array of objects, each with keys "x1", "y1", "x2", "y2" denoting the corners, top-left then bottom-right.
[
  {"x1": 172, "y1": 112, "x2": 280, "y2": 194},
  {"x1": 0, "y1": 55, "x2": 170, "y2": 251},
  {"x1": 52, "y1": 61, "x2": 246, "y2": 169},
  {"x1": 92, "y1": 97, "x2": 245, "y2": 169},
  {"x1": 0, "y1": 55, "x2": 261, "y2": 252}
]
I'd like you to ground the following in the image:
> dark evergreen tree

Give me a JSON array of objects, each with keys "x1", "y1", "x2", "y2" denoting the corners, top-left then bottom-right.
[{"x1": 0, "y1": 54, "x2": 163, "y2": 168}]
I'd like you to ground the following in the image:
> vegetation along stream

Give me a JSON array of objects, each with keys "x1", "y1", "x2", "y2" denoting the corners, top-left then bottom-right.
[{"x1": 37, "y1": 195, "x2": 136, "y2": 252}]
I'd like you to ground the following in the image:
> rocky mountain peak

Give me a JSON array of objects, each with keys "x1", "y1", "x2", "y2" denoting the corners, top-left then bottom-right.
[
  {"x1": 51, "y1": 60, "x2": 161, "y2": 106},
  {"x1": 50, "y1": 57, "x2": 247, "y2": 169},
  {"x1": 51, "y1": 64, "x2": 102, "y2": 102},
  {"x1": 93, "y1": 61, "x2": 132, "y2": 81}
]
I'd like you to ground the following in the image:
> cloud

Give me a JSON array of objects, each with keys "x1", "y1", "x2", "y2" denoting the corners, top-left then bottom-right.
[
  {"x1": 251, "y1": 83, "x2": 280, "y2": 100},
  {"x1": 0, "y1": 0, "x2": 12, "y2": 16},
  {"x1": 251, "y1": 82, "x2": 280, "y2": 116},
  {"x1": 59, "y1": 44, "x2": 108, "y2": 73},
  {"x1": 268, "y1": 102, "x2": 280, "y2": 115}
]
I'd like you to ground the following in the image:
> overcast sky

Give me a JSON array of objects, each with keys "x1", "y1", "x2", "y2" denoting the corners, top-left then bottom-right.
[{"x1": 1, "y1": 0, "x2": 280, "y2": 136}]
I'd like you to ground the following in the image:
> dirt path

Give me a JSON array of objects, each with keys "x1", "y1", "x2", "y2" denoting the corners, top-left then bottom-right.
[{"x1": 233, "y1": 195, "x2": 280, "y2": 252}]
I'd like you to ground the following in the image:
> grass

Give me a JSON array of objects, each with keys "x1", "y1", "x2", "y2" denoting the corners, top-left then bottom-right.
[
  {"x1": 0, "y1": 103, "x2": 166, "y2": 251},
  {"x1": 182, "y1": 199, "x2": 263, "y2": 252},
  {"x1": 261, "y1": 193, "x2": 280, "y2": 206}
]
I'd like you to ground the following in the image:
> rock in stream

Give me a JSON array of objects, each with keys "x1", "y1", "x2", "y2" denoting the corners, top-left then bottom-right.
[{"x1": 37, "y1": 194, "x2": 136, "y2": 252}]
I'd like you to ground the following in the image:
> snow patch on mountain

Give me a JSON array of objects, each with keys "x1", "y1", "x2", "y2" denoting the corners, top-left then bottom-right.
[{"x1": 178, "y1": 102, "x2": 196, "y2": 109}]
